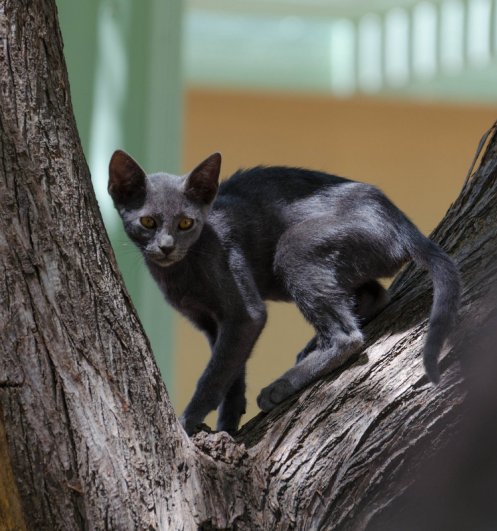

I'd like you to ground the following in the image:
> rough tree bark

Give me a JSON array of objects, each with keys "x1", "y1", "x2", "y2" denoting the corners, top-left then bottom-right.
[{"x1": 1, "y1": 1, "x2": 496, "y2": 530}]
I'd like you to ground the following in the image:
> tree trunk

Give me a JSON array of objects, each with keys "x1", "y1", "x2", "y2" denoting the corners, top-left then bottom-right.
[{"x1": 1, "y1": 1, "x2": 496, "y2": 529}]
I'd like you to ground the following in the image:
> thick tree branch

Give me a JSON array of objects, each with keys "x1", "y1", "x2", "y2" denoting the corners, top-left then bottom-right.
[
  {"x1": 231, "y1": 123, "x2": 497, "y2": 529},
  {"x1": 0, "y1": 1, "x2": 190, "y2": 528}
]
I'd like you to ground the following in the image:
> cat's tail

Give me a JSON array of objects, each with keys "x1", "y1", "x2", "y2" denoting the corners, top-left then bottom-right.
[{"x1": 409, "y1": 234, "x2": 461, "y2": 384}]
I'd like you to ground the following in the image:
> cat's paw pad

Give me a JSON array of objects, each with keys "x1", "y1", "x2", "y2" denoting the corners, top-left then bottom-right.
[{"x1": 257, "y1": 378, "x2": 296, "y2": 412}]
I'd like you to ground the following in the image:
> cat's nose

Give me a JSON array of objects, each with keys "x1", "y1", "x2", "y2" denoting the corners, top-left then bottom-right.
[{"x1": 159, "y1": 245, "x2": 175, "y2": 257}]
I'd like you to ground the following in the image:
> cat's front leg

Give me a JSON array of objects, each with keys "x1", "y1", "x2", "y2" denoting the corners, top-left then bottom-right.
[
  {"x1": 180, "y1": 371, "x2": 247, "y2": 435},
  {"x1": 216, "y1": 369, "x2": 246, "y2": 434},
  {"x1": 181, "y1": 311, "x2": 266, "y2": 435}
]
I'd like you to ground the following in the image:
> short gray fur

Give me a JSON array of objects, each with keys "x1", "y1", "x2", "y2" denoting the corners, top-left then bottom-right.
[{"x1": 108, "y1": 150, "x2": 461, "y2": 435}]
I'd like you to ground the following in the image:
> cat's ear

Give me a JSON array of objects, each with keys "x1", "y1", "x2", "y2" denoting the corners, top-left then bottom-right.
[
  {"x1": 108, "y1": 150, "x2": 147, "y2": 208},
  {"x1": 185, "y1": 152, "x2": 221, "y2": 205}
]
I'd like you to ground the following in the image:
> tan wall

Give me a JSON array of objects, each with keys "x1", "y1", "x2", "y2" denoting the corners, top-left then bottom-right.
[{"x1": 175, "y1": 87, "x2": 496, "y2": 426}]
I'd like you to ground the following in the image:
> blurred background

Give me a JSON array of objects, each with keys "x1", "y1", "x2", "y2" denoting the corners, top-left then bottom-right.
[{"x1": 57, "y1": 0, "x2": 497, "y2": 427}]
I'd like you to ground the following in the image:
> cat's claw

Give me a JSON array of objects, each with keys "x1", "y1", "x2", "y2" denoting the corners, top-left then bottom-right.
[{"x1": 257, "y1": 378, "x2": 296, "y2": 412}]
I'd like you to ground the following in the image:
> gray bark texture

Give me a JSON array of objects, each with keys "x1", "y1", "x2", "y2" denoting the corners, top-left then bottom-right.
[{"x1": 1, "y1": 1, "x2": 496, "y2": 530}]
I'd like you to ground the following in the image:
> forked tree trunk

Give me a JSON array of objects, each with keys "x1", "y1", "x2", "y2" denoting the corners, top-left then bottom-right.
[{"x1": 1, "y1": 1, "x2": 496, "y2": 530}]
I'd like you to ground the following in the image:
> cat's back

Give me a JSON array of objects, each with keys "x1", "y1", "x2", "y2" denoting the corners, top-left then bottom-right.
[
  {"x1": 215, "y1": 165, "x2": 367, "y2": 230},
  {"x1": 208, "y1": 166, "x2": 371, "y2": 300},
  {"x1": 218, "y1": 165, "x2": 350, "y2": 204}
]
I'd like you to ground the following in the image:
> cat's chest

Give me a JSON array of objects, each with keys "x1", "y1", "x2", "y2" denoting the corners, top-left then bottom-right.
[{"x1": 157, "y1": 265, "x2": 223, "y2": 316}]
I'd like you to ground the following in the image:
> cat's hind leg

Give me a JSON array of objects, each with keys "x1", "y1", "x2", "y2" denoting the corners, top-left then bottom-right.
[
  {"x1": 354, "y1": 279, "x2": 390, "y2": 324},
  {"x1": 258, "y1": 303, "x2": 363, "y2": 412},
  {"x1": 295, "y1": 281, "x2": 388, "y2": 366},
  {"x1": 295, "y1": 336, "x2": 317, "y2": 364},
  {"x1": 258, "y1": 220, "x2": 370, "y2": 412}
]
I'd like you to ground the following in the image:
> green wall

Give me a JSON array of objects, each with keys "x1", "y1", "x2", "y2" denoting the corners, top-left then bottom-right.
[{"x1": 57, "y1": 0, "x2": 184, "y2": 394}]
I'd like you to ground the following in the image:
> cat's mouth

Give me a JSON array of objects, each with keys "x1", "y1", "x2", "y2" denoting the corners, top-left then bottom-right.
[{"x1": 149, "y1": 253, "x2": 185, "y2": 267}]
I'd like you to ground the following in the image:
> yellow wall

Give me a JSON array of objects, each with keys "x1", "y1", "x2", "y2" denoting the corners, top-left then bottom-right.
[{"x1": 176, "y1": 87, "x2": 496, "y2": 426}]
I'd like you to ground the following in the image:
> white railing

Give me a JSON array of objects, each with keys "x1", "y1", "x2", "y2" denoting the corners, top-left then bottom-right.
[
  {"x1": 330, "y1": 0, "x2": 497, "y2": 94},
  {"x1": 184, "y1": 0, "x2": 497, "y2": 101}
]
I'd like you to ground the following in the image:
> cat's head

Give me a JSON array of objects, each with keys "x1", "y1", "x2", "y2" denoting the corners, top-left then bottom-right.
[{"x1": 108, "y1": 150, "x2": 221, "y2": 267}]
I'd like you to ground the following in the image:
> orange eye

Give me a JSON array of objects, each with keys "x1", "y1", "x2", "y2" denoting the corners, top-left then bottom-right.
[
  {"x1": 178, "y1": 217, "x2": 194, "y2": 231},
  {"x1": 140, "y1": 216, "x2": 156, "y2": 229}
]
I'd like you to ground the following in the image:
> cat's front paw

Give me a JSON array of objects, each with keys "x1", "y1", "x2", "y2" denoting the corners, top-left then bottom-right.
[
  {"x1": 216, "y1": 412, "x2": 243, "y2": 435},
  {"x1": 179, "y1": 414, "x2": 206, "y2": 436},
  {"x1": 257, "y1": 378, "x2": 296, "y2": 412}
]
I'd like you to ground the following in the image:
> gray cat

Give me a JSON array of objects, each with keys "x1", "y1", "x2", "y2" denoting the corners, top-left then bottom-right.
[{"x1": 108, "y1": 150, "x2": 460, "y2": 435}]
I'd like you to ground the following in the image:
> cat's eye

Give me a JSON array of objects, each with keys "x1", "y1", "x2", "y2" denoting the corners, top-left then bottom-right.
[
  {"x1": 140, "y1": 216, "x2": 156, "y2": 229},
  {"x1": 178, "y1": 217, "x2": 194, "y2": 231}
]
